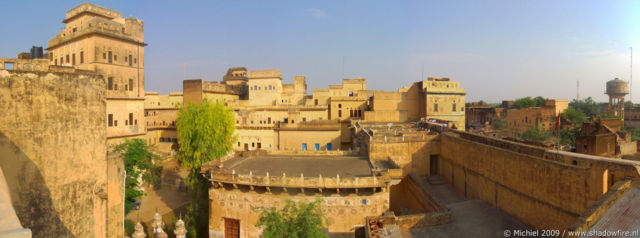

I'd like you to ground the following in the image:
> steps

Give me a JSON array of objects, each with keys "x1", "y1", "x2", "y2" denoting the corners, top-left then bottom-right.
[{"x1": 427, "y1": 175, "x2": 448, "y2": 185}]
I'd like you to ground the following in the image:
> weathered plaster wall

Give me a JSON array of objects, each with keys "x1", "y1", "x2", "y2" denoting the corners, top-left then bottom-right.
[
  {"x1": 436, "y1": 132, "x2": 640, "y2": 230},
  {"x1": 208, "y1": 187, "x2": 389, "y2": 238},
  {"x1": 0, "y1": 70, "x2": 108, "y2": 237}
]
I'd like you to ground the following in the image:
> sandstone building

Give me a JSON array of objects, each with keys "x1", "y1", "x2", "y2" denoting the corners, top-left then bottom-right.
[
  {"x1": 204, "y1": 153, "x2": 402, "y2": 237},
  {"x1": 180, "y1": 70, "x2": 467, "y2": 153},
  {"x1": 46, "y1": 3, "x2": 147, "y2": 145},
  {"x1": 145, "y1": 92, "x2": 182, "y2": 155}
]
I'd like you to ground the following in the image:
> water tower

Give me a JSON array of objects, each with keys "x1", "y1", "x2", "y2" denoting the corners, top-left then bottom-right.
[{"x1": 605, "y1": 78, "x2": 628, "y2": 119}]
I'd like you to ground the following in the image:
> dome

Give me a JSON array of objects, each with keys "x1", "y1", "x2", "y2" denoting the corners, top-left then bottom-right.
[{"x1": 606, "y1": 78, "x2": 628, "y2": 96}]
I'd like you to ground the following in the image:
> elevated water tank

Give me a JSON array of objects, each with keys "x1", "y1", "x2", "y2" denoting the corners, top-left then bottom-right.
[
  {"x1": 606, "y1": 78, "x2": 628, "y2": 97},
  {"x1": 30, "y1": 46, "x2": 43, "y2": 59}
]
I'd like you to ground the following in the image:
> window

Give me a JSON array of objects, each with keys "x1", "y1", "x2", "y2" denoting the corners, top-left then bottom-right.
[
  {"x1": 60, "y1": 57, "x2": 63, "y2": 65},
  {"x1": 268, "y1": 117, "x2": 271, "y2": 124},
  {"x1": 238, "y1": 142, "x2": 241, "y2": 147},
  {"x1": 129, "y1": 114, "x2": 133, "y2": 126},
  {"x1": 108, "y1": 51, "x2": 112, "y2": 63},
  {"x1": 350, "y1": 110, "x2": 353, "y2": 117},
  {"x1": 314, "y1": 99, "x2": 318, "y2": 105},
  {"x1": 224, "y1": 218, "x2": 240, "y2": 238},
  {"x1": 135, "y1": 119, "x2": 137, "y2": 125},
  {"x1": 434, "y1": 104, "x2": 438, "y2": 112},
  {"x1": 108, "y1": 114, "x2": 113, "y2": 127},
  {"x1": 103, "y1": 53, "x2": 106, "y2": 59},
  {"x1": 114, "y1": 120, "x2": 117, "y2": 126},
  {"x1": 134, "y1": 58, "x2": 137, "y2": 64},
  {"x1": 54, "y1": 59, "x2": 57, "y2": 65},
  {"x1": 115, "y1": 84, "x2": 118, "y2": 90},
  {"x1": 452, "y1": 103, "x2": 456, "y2": 112},
  {"x1": 66, "y1": 55, "x2": 69, "y2": 63},
  {"x1": 72, "y1": 54, "x2": 75, "y2": 65},
  {"x1": 338, "y1": 104, "x2": 342, "y2": 108},
  {"x1": 291, "y1": 120, "x2": 294, "y2": 124},
  {"x1": 80, "y1": 51, "x2": 84, "y2": 64},
  {"x1": 114, "y1": 55, "x2": 117, "y2": 61},
  {"x1": 129, "y1": 79, "x2": 133, "y2": 91},
  {"x1": 338, "y1": 110, "x2": 342, "y2": 117},
  {"x1": 302, "y1": 117, "x2": 306, "y2": 122},
  {"x1": 121, "y1": 27, "x2": 125, "y2": 33},
  {"x1": 73, "y1": 26, "x2": 77, "y2": 32},
  {"x1": 108, "y1": 77, "x2": 113, "y2": 90},
  {"x1": 128, "y1": 55, "x2": 132, "y2": 66}
]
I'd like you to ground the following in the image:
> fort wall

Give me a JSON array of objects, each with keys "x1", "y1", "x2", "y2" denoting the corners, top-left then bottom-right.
[
  {"x1": 0, "y1": 69, "x2": 108, "y2": 236},
  {"x1": 436, "y1": 131, "x2": 640, "y2": 230}
]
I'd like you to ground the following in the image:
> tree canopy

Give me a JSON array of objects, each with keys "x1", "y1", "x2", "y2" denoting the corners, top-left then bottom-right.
[
  {"x1": 256, "y1": 199, "x2": 328, "y2": 238},
  {"x1": 176, "y1": 99, "x2": 236, "y2": 237},
  {"x1": 112, "y1": 138, "x2": 161, "y2": 214},
  {"x1": 521, "y1": 126, "x2": 550, "y2": 142},
  {"x1": 561, "y1": 107, "x2": 587, "y2": 126},
  {"x1": 513, "y1": 96, "x2": 546, "y2": 109},
  {"x1": 176, "y1": 99, "x2": 236, "y2": 174},
  {"x1": 569, "y1": 97, "x2": 600, "y2": 118},
  {"x1": 491, "y1": 119, "x2": 507, "y2": 129}
]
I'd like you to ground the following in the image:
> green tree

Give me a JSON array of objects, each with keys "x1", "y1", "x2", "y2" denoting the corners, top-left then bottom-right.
[
  {"x1": 533, "y1": 96, "x2": 546, "y2": 107},
  {"x1": 176, "y1": 99, "x2": 236, "y2": 237},
  {"x1": 598, "y1": 113, "x2": 620, "y2": 119},
  {"x1": 561, "y1": 107, "x2": 587, "y2": 126},
  {"x1": 558, "y1": 127, "x2": 581, "y2": 146},
  {"x1": 569, "y1": 97, "x2": 600, "y2": 118},
  {"x1": 491, "y1": 119, "x2": 507, "y2": 129},
  {"x1": 625, "y1": 101, "x2": 634, "y2": 108},
  {"x1": 521, "y1": 126, "x2": 550, "y2": 142},
  {"x1": 513, "y1": 96, "x2": 546, "y2": 109},
  {"x1": 256, "y1": 199, "x2": 328, "y2": 238},
  {"x1": 113, "y1": 138, "x2": 162, "y2": 214}
]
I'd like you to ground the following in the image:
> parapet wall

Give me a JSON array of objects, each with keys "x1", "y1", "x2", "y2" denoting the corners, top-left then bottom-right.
[
  {"x1": 0, "y1": 70, "x2": 108, "y2": 236},
  {"x1": 437, "y1": 131, "x2": 640, "y2": 231}
]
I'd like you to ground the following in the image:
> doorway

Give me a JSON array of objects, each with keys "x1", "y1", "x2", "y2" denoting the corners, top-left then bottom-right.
[
  {"x1": 430, "y1": 155, "x2": 439, "y2": 175},
  {"x1": 224, "y1": 218, "x2": 240, "y2": 238}
]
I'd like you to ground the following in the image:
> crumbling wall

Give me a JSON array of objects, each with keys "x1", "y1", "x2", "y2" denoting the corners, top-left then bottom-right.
[{"x1": 0, "y1": 70, "x2": 108, "y2": 237}]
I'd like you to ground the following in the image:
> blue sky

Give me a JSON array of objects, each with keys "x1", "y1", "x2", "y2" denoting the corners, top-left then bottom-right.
[{"x1": 1, "y1": 1, "x2": 638, "y2": 103}]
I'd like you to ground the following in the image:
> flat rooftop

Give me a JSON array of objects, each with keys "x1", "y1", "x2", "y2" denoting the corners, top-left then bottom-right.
[
  {"x1": 221, "y1": 155, "x2": 372, "y2": 177},
  {"x1": 588, "y1": 186, "x2": 640, "y2": 234}
]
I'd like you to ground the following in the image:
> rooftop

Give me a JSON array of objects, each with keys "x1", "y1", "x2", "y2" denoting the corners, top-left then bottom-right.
[{"x1": 221, "y1": 155, "x2": 372, "y2": 177}]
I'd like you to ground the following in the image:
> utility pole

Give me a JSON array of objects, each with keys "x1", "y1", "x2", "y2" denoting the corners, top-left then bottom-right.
[
  {"x1": 631, "y1": 47, "x2": 633, "y2": 103},
  {"x1": 576, "y1": 80, "x2": 580, "y2": 100}
]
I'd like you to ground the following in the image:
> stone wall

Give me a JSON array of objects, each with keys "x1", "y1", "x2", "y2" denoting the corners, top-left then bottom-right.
[
  {"x1": 0, "y1": 70, "x2": 108, "y2": 236},
  {"x1": 208, "y1": 187, "x2": 389, "y2": 238},
  {"x1": 436, "y1": 131, "x2": 640, "y2": 230}
]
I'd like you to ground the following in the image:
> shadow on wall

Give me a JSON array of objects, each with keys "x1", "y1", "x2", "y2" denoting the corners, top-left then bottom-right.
[{"x1": 0, "y1": 131, "x2": 72, "y2": 237}]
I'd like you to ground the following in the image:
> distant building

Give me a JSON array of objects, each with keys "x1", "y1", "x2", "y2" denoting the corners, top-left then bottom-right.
[
  {"x1": 144, "y1": 92, "x2": 183, "y2": 155},
  {"x1": 575, "y1": 118, "x2": 636, "y2": 157},
  {"x1": 503, "y1": 99, "x2": 568, "y2": 137}
]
